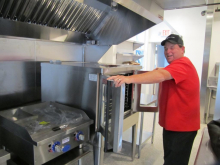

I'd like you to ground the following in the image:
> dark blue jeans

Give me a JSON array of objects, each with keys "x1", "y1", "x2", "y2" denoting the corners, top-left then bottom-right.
[{"x1": 163, "y1": 128, "x2": 197, "y2": 165}]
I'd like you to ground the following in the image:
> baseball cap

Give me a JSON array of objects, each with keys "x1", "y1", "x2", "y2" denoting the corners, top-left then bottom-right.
[{"x1": 161, "y1": 34, "x2": 184, "y2": 46}]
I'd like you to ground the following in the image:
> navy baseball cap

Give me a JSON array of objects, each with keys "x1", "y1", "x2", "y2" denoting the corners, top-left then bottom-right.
[{"x1": 161, "y1": 34, "x2": 184, "y2": 46}]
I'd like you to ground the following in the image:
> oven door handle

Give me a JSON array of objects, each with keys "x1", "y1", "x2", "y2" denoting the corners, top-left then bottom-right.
[{"x1": 104, "y1": 81, "x2": 111, "y2": 152}]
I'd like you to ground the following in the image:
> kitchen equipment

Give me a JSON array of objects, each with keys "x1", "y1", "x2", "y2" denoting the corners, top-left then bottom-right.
[
  {"x1": 41, "y1": 62, "x2": 142, "y2": 164},
  {"x1": 0, "y1": 102, "x2": 93, "y2": 165},
  {"x1": 0, "y1": 0, "x2": 161, "y2": 45}
]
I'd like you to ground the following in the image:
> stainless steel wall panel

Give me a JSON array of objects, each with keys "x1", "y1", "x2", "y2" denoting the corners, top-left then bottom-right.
[
  {"x1": 0, "y1": 37, "x2": 83, "y2": 62},
  {"x1": 0, "y1": 38, "x2": 35, "y2": 60},
  {"x1": 35, "y1": 41, "x2": 83, "y2": 61},
  {"x1": 214, "y1": 64, "x2": 220, "y2": 120},
  {"x1": 200, "y1": 6, "x2": 214, "y2": 123},
  {"x1": 0, "y1": 61, "x2": 41, "y2": 110}
]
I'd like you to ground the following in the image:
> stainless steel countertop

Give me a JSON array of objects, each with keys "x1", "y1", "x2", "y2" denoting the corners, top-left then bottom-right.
[{"x1": 41, "y1": 62, "x2": 142, "y2": 76}]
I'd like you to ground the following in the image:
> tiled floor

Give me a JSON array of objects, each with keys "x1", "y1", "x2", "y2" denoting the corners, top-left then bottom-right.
[{"x1": 103, "y1": 112, "x2": 206, "y2": 165}]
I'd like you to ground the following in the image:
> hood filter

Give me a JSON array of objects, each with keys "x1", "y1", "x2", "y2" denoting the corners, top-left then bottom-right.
[{"x1": 0, "y1": 0, "x2": 107, "y2": 34}]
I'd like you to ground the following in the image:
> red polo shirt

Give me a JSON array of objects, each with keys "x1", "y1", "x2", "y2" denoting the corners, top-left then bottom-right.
[{"x1": 159, "y1": 57, "x2": 200, "y2": 131}]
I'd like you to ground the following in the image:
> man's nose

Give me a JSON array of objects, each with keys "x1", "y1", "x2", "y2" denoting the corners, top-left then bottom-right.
[{"x1": 165, "y1": 48, "x2": 171, "y2": 53}]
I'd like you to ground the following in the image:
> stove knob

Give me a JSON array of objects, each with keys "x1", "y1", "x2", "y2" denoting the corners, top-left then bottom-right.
[
  {"x1": 74, "y1": 131, "x2": 84, "y2": 141},
  {"x1": 51, "y1": 141, "x2": 61, "y2": 153},
  {"x1": 79, "y1": 134, "x2": 85, "y2": 141},
  {"x1": 55, "y1": 145, "x2": 61, "y2": 153}
]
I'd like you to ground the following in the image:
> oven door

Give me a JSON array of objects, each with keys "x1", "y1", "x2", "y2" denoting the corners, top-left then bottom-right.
[{"x1": 98, "y1": 76, "x2": 126, "y2": 153}]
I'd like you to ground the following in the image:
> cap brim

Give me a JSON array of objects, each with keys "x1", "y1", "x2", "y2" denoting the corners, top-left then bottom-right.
[{"x1": 161, "y1": 39, "x2": 178, "y2": 46}]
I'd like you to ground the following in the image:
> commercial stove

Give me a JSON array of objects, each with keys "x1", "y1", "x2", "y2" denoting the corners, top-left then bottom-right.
[{"x1": 0, "y1": 102, "x2": 93, "y2": 165}]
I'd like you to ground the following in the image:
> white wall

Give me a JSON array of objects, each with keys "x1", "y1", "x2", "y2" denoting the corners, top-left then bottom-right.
[
  {"x1": 164, "y1": 6, "x2": 207, "y2": 82},
  {"x1": 148, "y1": 22, "x2": 173, "y2": 43}
]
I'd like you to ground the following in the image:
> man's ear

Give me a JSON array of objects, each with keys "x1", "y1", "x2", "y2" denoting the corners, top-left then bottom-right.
[{"x1": 182, "y1": 46, "x2": 185, "y2": 53}]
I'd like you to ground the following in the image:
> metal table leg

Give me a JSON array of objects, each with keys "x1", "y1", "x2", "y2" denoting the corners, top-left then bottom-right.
[
  {"x1": 206, "y1": 89, "x2": 212, "y2": 124},
  {"x1": 78, "y1": 159, "x2": 82, "y2": 165},
  {"x1": 93, "y1": 132, "x2": 104, "y2": 165},
  {"x1": 132, "y1": 123, "x2": 137, "y2": 160},
  {"x1": 138, "y1": 112, "x2": 144, "y2": 158},
  {"x1": 151, "y1": 112, "x2": 157, "y2": 144}
]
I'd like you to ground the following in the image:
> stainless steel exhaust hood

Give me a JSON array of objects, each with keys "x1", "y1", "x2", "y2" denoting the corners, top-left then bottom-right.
[{"x1": 0, "y1": 0, "x2": 163, "y2": 45}]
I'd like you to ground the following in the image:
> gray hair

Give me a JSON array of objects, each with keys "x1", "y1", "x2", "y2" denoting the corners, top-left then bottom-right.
[{"x1": 178, "y1": 44, "x2": 185, "y2": 53}]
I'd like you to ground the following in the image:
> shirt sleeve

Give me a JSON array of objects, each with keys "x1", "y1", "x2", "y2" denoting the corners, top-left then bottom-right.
[{"x1": 164, "y1": 59, "x2": 189, "y2": 84}]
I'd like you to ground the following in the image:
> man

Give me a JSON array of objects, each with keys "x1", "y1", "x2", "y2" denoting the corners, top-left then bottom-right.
[{"x1": 107, "y1": 34, "x2": 200, "y2": 165}]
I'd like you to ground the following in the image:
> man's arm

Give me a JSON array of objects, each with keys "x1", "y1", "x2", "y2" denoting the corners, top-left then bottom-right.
[{"x1": 107, "y1": 68, "x2": 173, "y2": 87}]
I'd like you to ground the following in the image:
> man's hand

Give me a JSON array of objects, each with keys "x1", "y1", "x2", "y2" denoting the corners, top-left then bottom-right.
[
  {"x1": 107, "y1": 75, "x2": 130, "y2": 87},
  {"x1": 154, "y1": 67, "x2": 164, "y2": 71},
  {"x1": 107, "y1": 68, "x2": 172, "y2": 87}
]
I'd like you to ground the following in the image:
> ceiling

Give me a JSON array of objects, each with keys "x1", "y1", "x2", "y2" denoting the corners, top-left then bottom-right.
[{"x1": 154, "y1": 0, "x2": 220, "y2": 10}]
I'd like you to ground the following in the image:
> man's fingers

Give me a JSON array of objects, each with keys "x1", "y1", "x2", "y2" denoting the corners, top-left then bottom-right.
[
  {"x1": 107, "y1": 75, "x2": 126, "y2": 87},
  {"x1": 107, "y1": 76, "x2": 116, "y2": 80},
  {"x1": 114, "y1": 79, "x2": 124, "y2": 87},
  {"x1": 107, "y1": 75, "x2": 121, "y2": 81}
]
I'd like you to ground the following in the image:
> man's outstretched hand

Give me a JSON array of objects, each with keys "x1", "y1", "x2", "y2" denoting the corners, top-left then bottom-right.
[{"x1": 107, "y1": 75, "x2": 131, "y2": 87}]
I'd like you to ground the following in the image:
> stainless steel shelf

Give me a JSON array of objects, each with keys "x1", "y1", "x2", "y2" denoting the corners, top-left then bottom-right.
[
  {"x1": 125, "y1": 40, "x2": 145, "y2": 50},
  {"x1": 116, "y1": 53, "x2": 144, "y2": 62}
]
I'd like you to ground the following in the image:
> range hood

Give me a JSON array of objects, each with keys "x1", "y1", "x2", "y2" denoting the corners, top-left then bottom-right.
[{"x1": 0, "y1": 0, "x2": 163, "y2": 45}]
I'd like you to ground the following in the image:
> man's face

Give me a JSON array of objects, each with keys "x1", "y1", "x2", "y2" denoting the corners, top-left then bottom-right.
[{"x1": 164, "y1": 42, "x2": 185, "y2": 64}]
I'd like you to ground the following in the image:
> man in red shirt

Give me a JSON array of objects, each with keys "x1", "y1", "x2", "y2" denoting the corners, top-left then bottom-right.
[{"x1": 107, "y1": 34, "x2": 200, "y2": 165}]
